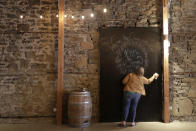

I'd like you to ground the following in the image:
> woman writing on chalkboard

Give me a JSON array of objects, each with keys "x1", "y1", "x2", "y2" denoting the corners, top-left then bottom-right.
[{"x1": 120, "y1": 67, "x2": 159, "y2": 127}]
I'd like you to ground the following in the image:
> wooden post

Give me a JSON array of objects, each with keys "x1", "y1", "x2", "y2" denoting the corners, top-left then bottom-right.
[
  {"x1": 162, "y1": 0, "x2": 170, "y2": 123},
  {"x1": 57, "y1": 0, "x2": 64, "y2": 125}
]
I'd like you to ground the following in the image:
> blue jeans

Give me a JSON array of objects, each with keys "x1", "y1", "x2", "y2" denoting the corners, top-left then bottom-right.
[{"x1": 121, "y1": 91, "x2": 141, "y2": 122}]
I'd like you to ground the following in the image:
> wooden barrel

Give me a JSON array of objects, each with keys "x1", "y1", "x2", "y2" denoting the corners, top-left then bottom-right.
[{"x1": 68, "y1": 90, "x2": 92, "y2": 127}]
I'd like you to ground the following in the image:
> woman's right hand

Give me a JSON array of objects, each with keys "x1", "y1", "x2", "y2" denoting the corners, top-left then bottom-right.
[{"x1": 153, "y1": 73, "x2": 159, "y2": 79}]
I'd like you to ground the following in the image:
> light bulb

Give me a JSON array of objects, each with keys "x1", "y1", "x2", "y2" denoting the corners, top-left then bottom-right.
[
  {"x1": 103, "y1": 8, "x2": 107, "y2": 13},
  {"x1": 20, "y1": 15, "x2": 23, "y2": 19},
  {"x1": 81, "y1": 15, "x2": 85, "y2": 19},
  {"x1": 40, "y1": 15, "x2": 43, "y2": 19},
  {"x1": 56, "y1": 14, "x2": 58, "y2": 18},
  {"x1": 71, "y1": 16, "x2": 74, "y2": 19},
  {"x1": 64, "y1": 15, "x2": 67, "y2": 18},
  {"x1": 90, "y1": 13, "x2": 94, "y2": 17}
]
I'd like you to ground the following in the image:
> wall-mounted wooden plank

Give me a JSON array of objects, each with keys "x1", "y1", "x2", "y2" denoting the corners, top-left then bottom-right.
[
  {"x1": 162, "y1": 0, "x2": 170, "y2": 123},
  {"x1": 57, "y1": 0, "x2": 64, "y2": 125}
]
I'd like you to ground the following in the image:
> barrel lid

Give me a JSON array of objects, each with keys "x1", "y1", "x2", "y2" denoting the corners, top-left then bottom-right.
[
  {"x1": 70, "y1": 91, "x2": 90, "y2": 95},
  {"x1": 70, "y1": 88, "x2": 90, "y2": 95}
]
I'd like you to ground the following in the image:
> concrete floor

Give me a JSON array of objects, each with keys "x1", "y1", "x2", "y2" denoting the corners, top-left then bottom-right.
[{"x1": 0, "y1": 122, "x2": 196, "y2": 131}]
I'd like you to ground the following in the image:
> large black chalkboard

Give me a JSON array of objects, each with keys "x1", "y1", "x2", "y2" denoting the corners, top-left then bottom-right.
[{"x1": 99, "y1": 28, "x2": 163, "y2": 122}]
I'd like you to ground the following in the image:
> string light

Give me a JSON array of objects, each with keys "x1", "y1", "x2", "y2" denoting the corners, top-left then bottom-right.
[
  {"x1": 90, "y1": 13, "x2": 94, "y2": 17},
  {"x1": 18, "y1": 8, "x2": 109, "y2": 20},
  {"x1": 20, "y1": 15, "x2": 23, "y2": 19},
  {"x1": 103, "y1": 8, "x2": 107, "y2": 13}
]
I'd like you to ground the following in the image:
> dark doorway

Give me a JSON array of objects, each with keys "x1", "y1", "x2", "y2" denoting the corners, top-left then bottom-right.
[{"x1": 99, "y1": 28, "x2": 163, "y2": 122}]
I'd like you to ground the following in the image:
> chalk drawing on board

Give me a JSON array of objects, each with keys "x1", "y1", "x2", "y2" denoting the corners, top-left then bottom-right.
[{"x1": 111, "y1": 36, "x2": 149, "y2": 75}]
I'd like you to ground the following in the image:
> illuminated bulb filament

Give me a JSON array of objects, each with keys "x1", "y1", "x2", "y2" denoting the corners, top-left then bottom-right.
[
  {"x1": 81, "y1": 16, "x2": 85, "y2": 19},
  {"x1": 64, "y1": 15, "x2": 67, "y2": 18},
  {"x1": 20, "y1": 15, "x2": 23, "y2": 19},
  {"x1": 40, "y1": 15, "x2": 43, "y2": 19},
  {"x1": 71, "y1": 16, "x2": 74, "y2": 19},
  {"x1": 90, "y1": 13, "x2": 94, "y2": 17},
  {"x1": 103, "y1": 8, "x2": 107, "y2": 13},
  {"x1": 56, "y1": 14, "x2": 58, "y2": 18}
]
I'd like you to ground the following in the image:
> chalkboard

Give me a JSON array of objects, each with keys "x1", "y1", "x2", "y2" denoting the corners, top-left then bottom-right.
[{"x1": 99, "y1": 28, "x2": 163, "y2": 122}]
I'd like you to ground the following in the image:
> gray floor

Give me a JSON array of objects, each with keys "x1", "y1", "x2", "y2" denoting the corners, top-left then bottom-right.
[{"x1": 0, "y1": 122, "x2": 196, "y2": 131}]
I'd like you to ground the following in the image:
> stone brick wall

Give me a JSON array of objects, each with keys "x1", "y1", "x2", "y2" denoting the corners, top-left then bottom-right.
[
  {"x1": 0, "y1": 0, "x2": 58, "y2": 123},
  {"x1": 169, "y1": 0, "x2": 196, "y2": 121},
  {"x1": 1, "y1": 0, "x2": 195, "y2": 123}
]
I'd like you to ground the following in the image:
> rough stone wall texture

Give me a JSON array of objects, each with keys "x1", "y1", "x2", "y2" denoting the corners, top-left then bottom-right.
[
  {"x1": 0, "y1": 0, "x2": 58, "y2": 123},
  {"x1": 63, "y1": 0, "x2": 161, "y2": 122},
  {"x1": 1, "y1": 0, "x2": 195, "y2": 123},
  {"x1": 169, "y1": 0, "x2": 196, "y2": 121}
]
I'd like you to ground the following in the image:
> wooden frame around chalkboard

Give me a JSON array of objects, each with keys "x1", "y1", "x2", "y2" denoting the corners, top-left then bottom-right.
[{"x1": 162, "y1": 0, "x2": 170, "y2": 123}]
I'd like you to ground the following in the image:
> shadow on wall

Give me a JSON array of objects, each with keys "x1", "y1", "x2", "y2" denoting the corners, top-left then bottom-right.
[{"x1": 62, "y1": 90, "x2": 70, "y2": 124}]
